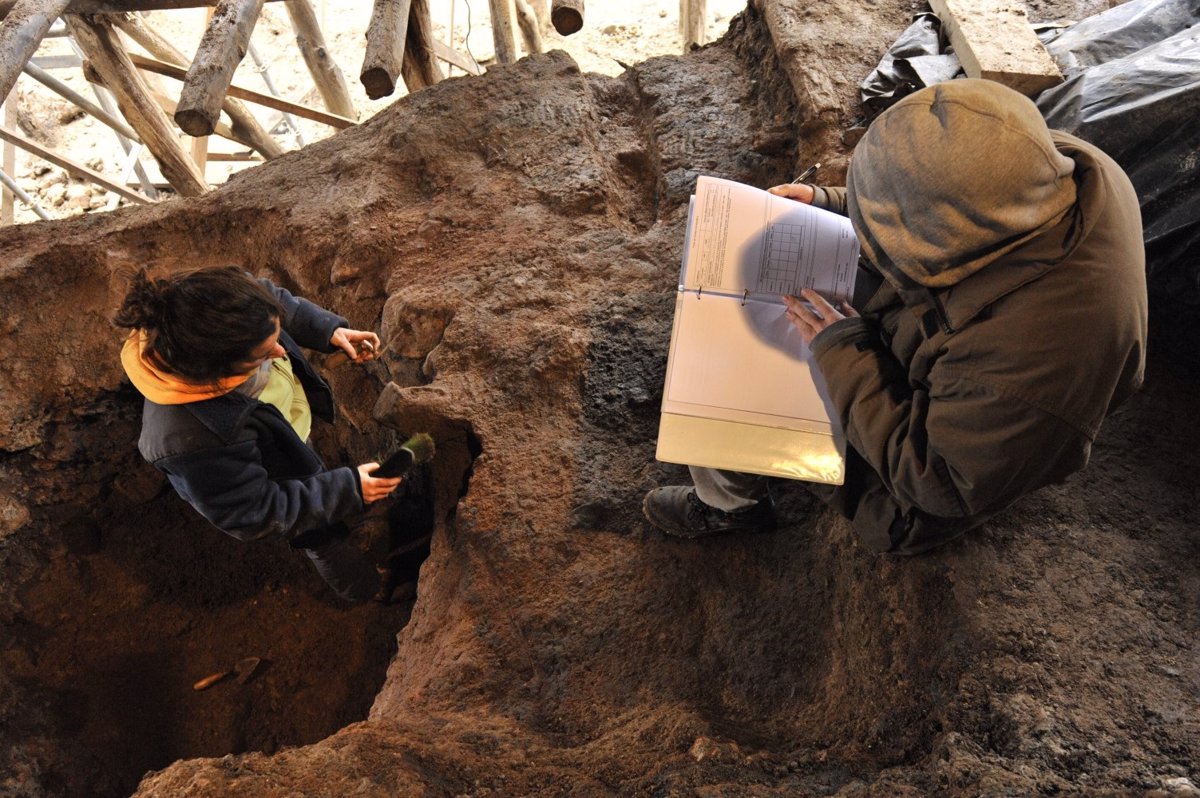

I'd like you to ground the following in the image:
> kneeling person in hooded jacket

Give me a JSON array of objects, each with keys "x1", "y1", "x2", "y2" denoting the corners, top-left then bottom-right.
[{"x1": 643, "y1": 79, "x2": 1148, "y2": 554}]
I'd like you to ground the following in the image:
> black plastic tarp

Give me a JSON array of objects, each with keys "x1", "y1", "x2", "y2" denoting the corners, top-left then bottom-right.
[
  {"x1": 859, "y1": 13, "x2": 962, "y2": 120},
  {"x1": 1037, "y1": 0, "x2": 1200, "y2": 325}
]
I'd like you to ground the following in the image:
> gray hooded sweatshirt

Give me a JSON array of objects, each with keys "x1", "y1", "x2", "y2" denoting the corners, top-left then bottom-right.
[{"x1": 809, "y1": 79, "x2": 1147, "y2": 554}]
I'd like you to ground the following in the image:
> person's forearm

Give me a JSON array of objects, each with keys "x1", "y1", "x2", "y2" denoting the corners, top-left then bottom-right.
[
  {"x1": 811, "y1": 320, "x2": 970, "y2": 519},
  {"x1": 810, "y1": 185, "x2": 849, "y2": 216}
]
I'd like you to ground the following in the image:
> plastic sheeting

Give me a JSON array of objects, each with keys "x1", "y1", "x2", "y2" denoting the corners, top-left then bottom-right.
[
  {"x1": 1037, "y1": 0, "x2": 1200, "y2": 319},
  {"x1": 859, "y1": 13, "x2": 962, "y2": 120}
]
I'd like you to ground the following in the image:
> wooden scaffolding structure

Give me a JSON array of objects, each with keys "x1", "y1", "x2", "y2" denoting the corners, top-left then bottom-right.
[
  {"x1": 0, "y1": 0, "x2": 721, "y2": 223},
  {"x1": 0, "y1": 0, "x2": 549, "y2": 222}
]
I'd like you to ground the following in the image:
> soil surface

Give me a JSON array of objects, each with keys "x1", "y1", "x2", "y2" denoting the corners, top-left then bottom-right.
[{"x1": 1, "y1": 1, "x2": 1197, "y2": 797}]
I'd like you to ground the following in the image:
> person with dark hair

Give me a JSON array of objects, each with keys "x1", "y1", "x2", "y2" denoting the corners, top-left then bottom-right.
[
  {"x1": 643, "y1": 79, "x2": 1148, "y2": 554},
  {"x1": 115, "y1": 265, "x2": 402, "y2": 602}
]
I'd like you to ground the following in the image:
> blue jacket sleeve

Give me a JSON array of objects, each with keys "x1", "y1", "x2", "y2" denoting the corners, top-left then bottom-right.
[
  {"x1": 259, "y1": 279, "x2": 348, "y2": 353},
  {"x1": 160, "y1": 436, "x2": 364, "y2": 543}
]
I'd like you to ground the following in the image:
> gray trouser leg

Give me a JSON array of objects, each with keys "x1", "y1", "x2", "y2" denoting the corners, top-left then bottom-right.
[
  {"x1": 303, "y1": 537, "x2": 379, "y2": 603},
  {"x1": 690, "y1": 466, "x2": 769, "y2": 512}
]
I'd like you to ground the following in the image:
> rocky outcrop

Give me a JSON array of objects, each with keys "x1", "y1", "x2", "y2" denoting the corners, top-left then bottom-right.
[{"x1": 1, "y1": 1, "x2": 1195, "y2": 796}]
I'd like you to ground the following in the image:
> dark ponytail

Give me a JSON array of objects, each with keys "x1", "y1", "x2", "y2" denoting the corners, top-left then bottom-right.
[{"x1": 114, "y1": 266, "x2": 283, "y2": 382}]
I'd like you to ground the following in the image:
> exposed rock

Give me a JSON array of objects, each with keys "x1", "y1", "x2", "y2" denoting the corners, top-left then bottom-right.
[{"x1": 0, "y1": 1, "x2": 1195, "y2": 796}]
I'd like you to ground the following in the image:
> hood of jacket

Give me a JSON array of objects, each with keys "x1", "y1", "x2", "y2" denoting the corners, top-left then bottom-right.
[
  {"x1": 121, "y1": 331, "x2": 252, "y2": 405},
  {"x1": 847, "y1": 79, "x2": 1078, "y2": 295}
]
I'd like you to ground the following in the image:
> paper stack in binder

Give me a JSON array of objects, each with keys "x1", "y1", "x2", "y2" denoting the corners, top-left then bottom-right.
[{"x1": 655, "y1": 175, "x2": 861, "y2": 485}]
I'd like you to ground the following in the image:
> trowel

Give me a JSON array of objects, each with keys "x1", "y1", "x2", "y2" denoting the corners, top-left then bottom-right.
[{"x1": 191, "y1": 656, "x2": 264, "y2": 691}]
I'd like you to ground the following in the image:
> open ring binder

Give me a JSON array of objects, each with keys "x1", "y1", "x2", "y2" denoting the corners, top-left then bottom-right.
[{"x1": 655, "y1": 175, "x2": 861, "y2": 485}]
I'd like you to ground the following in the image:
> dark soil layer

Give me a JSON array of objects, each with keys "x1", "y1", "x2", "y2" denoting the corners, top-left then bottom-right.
[
  {"x1": 2, "y1": 399, "x2": 416, "y2": 796},
  {"x1": 1, "y1": 1, "x2": 1195, "y2": 796}
]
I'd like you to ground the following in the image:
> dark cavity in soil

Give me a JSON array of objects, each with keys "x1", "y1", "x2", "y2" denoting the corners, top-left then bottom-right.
[{"x1": 6, "y1": 452, "x2": 433, "y2": 797}]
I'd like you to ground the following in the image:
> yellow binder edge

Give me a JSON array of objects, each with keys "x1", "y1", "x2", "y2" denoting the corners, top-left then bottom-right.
[{"x1": 655, "y1": 412, "x2": 846, "y2": 486}]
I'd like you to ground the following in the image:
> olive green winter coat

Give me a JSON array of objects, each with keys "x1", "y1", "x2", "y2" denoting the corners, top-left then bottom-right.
[{"x1": 809, "y1": 80, "x2": 1147, "y2": 554}]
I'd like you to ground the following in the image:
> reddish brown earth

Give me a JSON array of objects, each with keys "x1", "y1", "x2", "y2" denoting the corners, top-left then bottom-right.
[{"x1": 1, "y1": 1, "x2": 1197, "y2": 796}]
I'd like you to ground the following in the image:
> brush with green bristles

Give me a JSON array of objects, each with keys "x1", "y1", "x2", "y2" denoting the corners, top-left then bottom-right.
[{"x1": 371, "y1": 432, "x2": 435, "y2": 478}]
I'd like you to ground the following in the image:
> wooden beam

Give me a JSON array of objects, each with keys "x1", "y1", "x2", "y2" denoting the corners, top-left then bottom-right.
[
  {"x1": 0, "y1": 123, "x2": 151, "y2": 202},
  {"x1": 489, "y1": 0, "x2": 518, "y2": 61},
  {"x1": 680, "y1": 0, "x2": 704, "y2": 51},
  {"x1": 22, "y1": 58, "x2": 139, "y2": 141},
  {"x1": 528, "y1": 0, "x2": 548, "y2": 35},
  {"x1": 928, "y1": 0, "x2": 1063, "y2": 96},
  {"x1": 432, "y1": 39, "x2": 481, "y2": 76},
  {"x1": 399, "y1": 0, "x2": 441, "y2": 91},
  {"x1": 2, "y1": 0, "x2": 285, "y2": 15},
  {"x1": 112, "y1": 11, "x2": 283, "y2": 158},
  {"x1": 175, "y1": 0, "x2": 264, "y2": 137},
  {"x1": 360, "y1": 0, "x2": 411, "y2": 100},
  {"x1": 0, "y1": 0, "x2": 72, "y2": 108},
  {"x1": 129, "y1": 52, "x2": 354, "y2": 128},
  {"x1": 549, "y1": 0, "x2": 581, "y2": 36},
  {"x1": 66, "y1": 14, "x2": 207, "y2": 196},
  {"x1": 513, "y1": 0, "x2": 542, "y2": 56},
  {"x1": 283, "y1": 0, "x2": 354, "y2": 118}
]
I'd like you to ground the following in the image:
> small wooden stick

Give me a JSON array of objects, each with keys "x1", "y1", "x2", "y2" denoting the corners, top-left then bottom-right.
[
  {"x1": 23, "y1": 60, "x2": 138, "y2": 140},
  {"x1": 175, "y1": 0, "x2": 265, "y2": 138},
  {"x1": 432, "y1": 40, "x2": 481, "y2": 76},
  {"x1": 192, "y1": 670, "x2": 232, "y2": 691}
]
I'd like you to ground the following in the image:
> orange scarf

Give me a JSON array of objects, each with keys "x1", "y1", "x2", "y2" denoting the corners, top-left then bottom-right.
[{"x1": 120, "y1": 331, "x2": 252, "y2": 405}]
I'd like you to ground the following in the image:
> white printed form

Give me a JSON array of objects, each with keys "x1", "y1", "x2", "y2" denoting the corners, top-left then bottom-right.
[{"x1": 683, "y1": 175, "x2": 859, "y2": 303}]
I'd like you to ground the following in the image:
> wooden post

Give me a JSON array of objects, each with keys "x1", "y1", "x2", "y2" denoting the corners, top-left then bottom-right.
[
  {"x1": 66, "y1": 14, "x2": 207, "y2": 196},
  {"x1": 680, "y1": 0, "x2": 704, "y2": 51},
  {"x1": 0, "y1": 0, "x2": 73, "y2": 106},
  {"x1": 283, "y1": 0, "x2": 354, "y2": 118},
  {"x1": 1, "y1": 86, "x2": 15, "y2": 224},
  {"x1": 549, "y1": 0, "x2": 581, "y2": 37},
  {"x1": 488, "y1": 0, "x2": 517, "y2": 62},
  {"x1": 175, "y1": 0, "x2": 265, "y2": 138},
  {"x1": 112, "y1": 12, "x2": 283, "y2": 158},
  {"x1": 399, "y1": 0, "x2": 441, "y2": 91},
  {"x1": 360, "y1": 0, "x2": 411, "y2": 100},
  {"x1": 513, "y1": 0, "x2": 541, "y2": 55}
]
